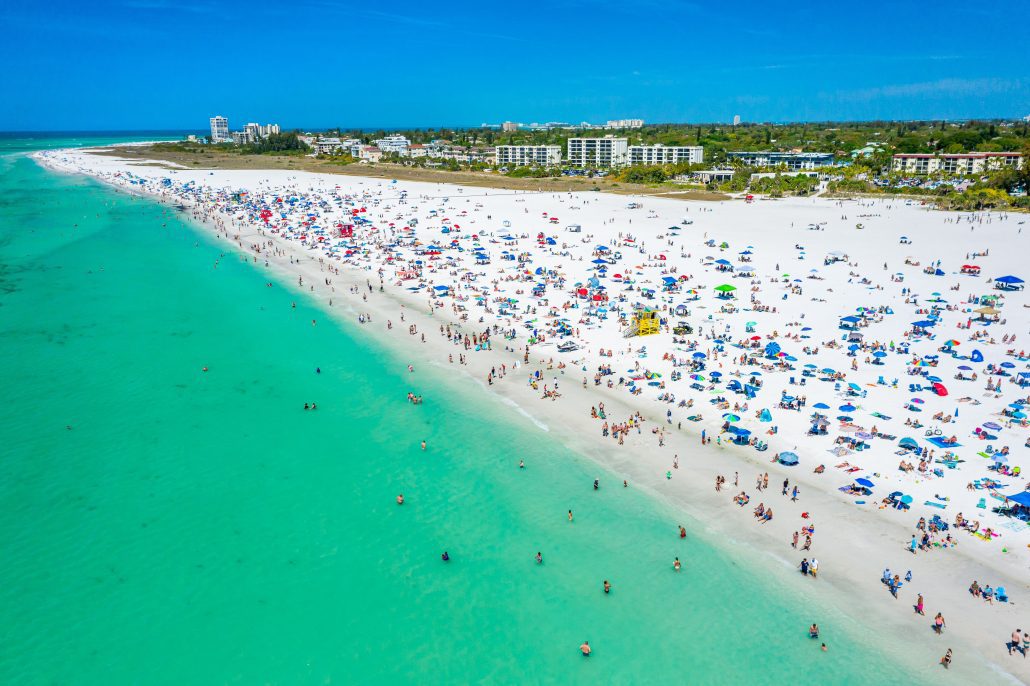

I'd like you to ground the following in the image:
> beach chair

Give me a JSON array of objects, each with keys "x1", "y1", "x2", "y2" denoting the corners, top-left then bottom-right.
[
  {"x1": 976, "y1": 498, "x2": 987, "y2": 509},
  {"x1": 996, "y1": 587, "x2": 1008, "y2": 602}
]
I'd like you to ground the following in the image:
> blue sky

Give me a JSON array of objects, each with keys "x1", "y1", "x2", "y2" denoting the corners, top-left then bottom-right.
[{"x1": 1, "y1": 0, "x2": 1027, "y2": 131}]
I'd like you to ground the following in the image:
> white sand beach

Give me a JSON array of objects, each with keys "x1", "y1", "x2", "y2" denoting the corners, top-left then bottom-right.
[{"x1": 36, "y1": 146, "x2": 1030, "y2": 682}]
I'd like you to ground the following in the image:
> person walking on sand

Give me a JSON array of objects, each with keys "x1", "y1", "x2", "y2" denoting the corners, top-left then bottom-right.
[
  {"x1": 1009, "y1": 629, "x2": 1022, "y2": 655},
  {"x1": 915, "y1": 594, "x2": 925, "y2": 615},
  {"x1": 934, "y1": 612, "x2": 946, "y2": 634}
]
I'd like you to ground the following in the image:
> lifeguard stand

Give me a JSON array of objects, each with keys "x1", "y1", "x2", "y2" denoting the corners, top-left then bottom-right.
[{"x1": 624, "y1": 308, "x2": 660, "y2": 337}]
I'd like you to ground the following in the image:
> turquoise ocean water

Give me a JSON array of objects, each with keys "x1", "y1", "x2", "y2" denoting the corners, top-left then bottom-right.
[{"x1": 0, "y1": 134, "x2": 929, "y2": 684}]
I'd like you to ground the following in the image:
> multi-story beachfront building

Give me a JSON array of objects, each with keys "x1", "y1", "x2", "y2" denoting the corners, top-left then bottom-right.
[
  {"x1": 209, "y1": 116, "x2": 229, "y2": 142},
  {"x1": 725, "y1": 151, "x2": 834, "y2": 170},
  {"x1": 495, "y1": 145, "x2": 562, "y2": 167},
  {"x1": 501, "y1": 121, "x2": 519, "y2": 132},
  {"x1": 314, "y1": 137, "x2": 360, "y2": 155},
  {"x1": 891, "y1": 152, "x2": 1024, "y2": 175},
  {"x1": 567, "y1": 137, "x2": 629, "y2": 168},
  {"x1": 627, "y1": 144, "x2": 704, "y2": 166},
  {"x1": 605, "y1": 119, "x2": 644, "y2": 129},
  {"x1": 374, "y1": 135, "x2": 411, "y2": 154}
]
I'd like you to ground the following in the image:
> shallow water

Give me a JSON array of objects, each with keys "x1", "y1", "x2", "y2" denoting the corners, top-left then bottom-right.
[{"x1": 0, "y1": 135, "x2": 931, "y2": 684}]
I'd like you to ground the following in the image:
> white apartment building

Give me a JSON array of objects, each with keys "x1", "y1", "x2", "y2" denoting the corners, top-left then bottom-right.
[
  {"x1": 605, "y1": 119, "x2": 644, "y2": 129},
  {"x1": 315, "y1": 137, "x2": 360, "y2": 155},
  {"x1": 628, "y1": 144, "x2": 704, "y2": 166},
  {"x1": 209, "y1": 116, "x2": 229, "y2": 142},
  {"x1": 567, "y1": 137, "x2": 629, "y2": 168},
  {"x1": 495, "y1": 145, "x2": 562, "y2": 167},
  {"x1": 501, "y1": 121, "x2": 519, "y2": 132},
  {"x1": 374, "y1": 135, "x2": 411, "y2": 154},
  {"x1": 891, "y1": 152, "x2": 1024, "y2": 175}
]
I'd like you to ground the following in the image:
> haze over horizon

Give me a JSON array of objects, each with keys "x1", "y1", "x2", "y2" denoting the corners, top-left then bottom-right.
[{"x1": 2, "y1": 0, "x2": 1028, "y2": 131}]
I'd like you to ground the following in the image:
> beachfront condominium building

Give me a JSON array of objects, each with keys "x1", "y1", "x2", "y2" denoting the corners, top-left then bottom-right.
[
  {"x1": 628, "y1": 144, "x2": 704, "y2": 166},
  {"x1": 495, "y1": 145, "x2": 562, "y2": 167},
  {"x1": 245, "y1": 123, "x2": 282, "y2": 140},
  {"x1": 567, "y1": 137, "x2": 629, "y2": 168},
  {"x1": 891, "y1": 152, "x2": 1025, "y2": 175},
  {"x1": 374, "y1": 135, "x2": 411, "y2": 154},
  {"x1": 605, "y1": 119, "x2": 644, "y2": 129},
  {"x1": 726, "y1": 151, "x2": 834, "y2": 170},
  {"x1": 210, "y1": 116, "x2": 229, "y2": 142},
  {"x1": 502, "y1": 121, "x2": 519, "y2": 132}
]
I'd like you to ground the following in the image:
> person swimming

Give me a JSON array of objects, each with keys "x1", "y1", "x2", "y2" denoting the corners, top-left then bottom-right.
[
  {"x1": 593, "y1": 479, "x2": 599, "y2": 490},
  {"x1": 396, "y1": 494, "x2": 404, "y2": 505},
  {"x1": 535, "y1": 552, "x2": 542, "y2": 564},
  {"x1": 441, "y1": 551, "x2": 450, "y2": 562}
]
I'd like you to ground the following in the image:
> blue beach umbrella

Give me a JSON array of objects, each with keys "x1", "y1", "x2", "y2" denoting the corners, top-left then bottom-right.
[
  {"x1": 856, "y1": 478, "x2": 874, "y2": 488},
  {"x1": 840, "y1": 404, "x2": 857, "y2": 412},
  {"x1": 813, "y1": 402, "x2": 830, "y2": 410}
]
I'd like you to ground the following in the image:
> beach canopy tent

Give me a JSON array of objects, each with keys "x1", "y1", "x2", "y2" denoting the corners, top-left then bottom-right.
[
  {"x1": 778, "y1": 451, "x2": 799, "y2": 466},
  {"x1": 840, "y1": 315, "x2": 862, "y2": 329},
  {"x1": 1004, "y1": 491, "x2": 1030, "y2": 507},
  {"x1": 994, "y1": 275, "x2": 1024, "y2": 290},
  {"x1": 898, "y1": 437, "x2": 919, "y2": 450}
]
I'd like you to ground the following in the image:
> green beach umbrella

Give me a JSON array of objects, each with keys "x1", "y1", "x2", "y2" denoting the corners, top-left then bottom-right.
[{"x1": 715, "y1": 284, "x2": 736, "y2": 292}]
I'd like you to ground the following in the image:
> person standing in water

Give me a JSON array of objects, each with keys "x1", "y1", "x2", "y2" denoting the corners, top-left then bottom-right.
[
  {"x1": 535, "y1": 552, "x2": 543, "y2": 564},
  {"x1": 579, "y1": 641, "x2": 591, "y2": 657},
  {"x1": 603, "y1": 580, "x2": 611, "y2": 594},
  {"x1": 673, "y1": 557, "x2": 682, "y2": 571},
  {"x1": 568, "y1": 510, "x2": 574, "y2": 522}
]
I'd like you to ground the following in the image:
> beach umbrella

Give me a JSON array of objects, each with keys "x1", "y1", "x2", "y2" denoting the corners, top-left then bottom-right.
[
  {"x1": 722, "y1": 413, "x2": 740, "y2": 422},
  {"x1": 958, "y1": 365, "x2": 972, "y2": 370},
  {"x1": 813, "y1": 402, "x2": 830, "y2": 410},
  {"x1": 840, "y1": 404, "x2": 856, "y2": 412},
  {"x1": 873, "y1": 351, "x2": 887, "y2": 358},
  {"x1": 856, "y1": 478, "x2": 874, "y2": 488},
  {"x1": 910, "y1": 397, "x2": 924, "y2": 404},
  {"x1": 837, "y1": 415, "x2": 853, "y2": 421},
  {"x1": 1000, "y1": 361, "x2": 1016, "y2": 369},
  {"x1": 693, "y1": 352, "x2": 706, "y2": 359},
  {"x1": 714, "y1": 284, "x2": 736, "y2": 292},
  {"x1": 710, "y1": 371, "x2": 723, "y2": 378},
  {"x1": 779, "y1": 451, "x2": 799, "y2": 466},
  {"x1": 900, "y1": 494, "x2": 913, "y2": 504},
  {"x1": 1014, "y1": 411, "x2": 1027, "y2": 419}
]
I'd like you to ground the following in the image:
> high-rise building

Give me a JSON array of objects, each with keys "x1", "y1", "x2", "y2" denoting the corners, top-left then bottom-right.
[
  {"x1": 209, "y1": 116, "x2": 229, "y2": 142},
  {"x1": 501, "y1": 121, "x2": 518, "y2": 132},
  {"x1": 605, "y1": 119, "x2": 644, "y2": 129},
  {"x1": 566, "y1": 137, "x2": 629, "y2": 168},
  {"x1": 245, "y1": 123, "x2": 261, "y2": 141},
  {"x1": 733, "y1": 115, "x2": 741, "y2": 126}
]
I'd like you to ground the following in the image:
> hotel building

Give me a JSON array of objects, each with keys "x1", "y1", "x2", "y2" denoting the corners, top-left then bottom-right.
[
  {"x1": 726, "y1": 151, "x2": 834, "y2": 170},
  {"x1": 628, "y1": 144, "x2": 704, "y2": 166},
  {"x1": 891, "y1": 152, "x2": 1024, "y2": 175},
  {"x1": 566, "y1": 137, "x2": 629, "y2": 168},
  {"x1": 495, "y1": 145, "x2": 562, "y2": 167}
]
